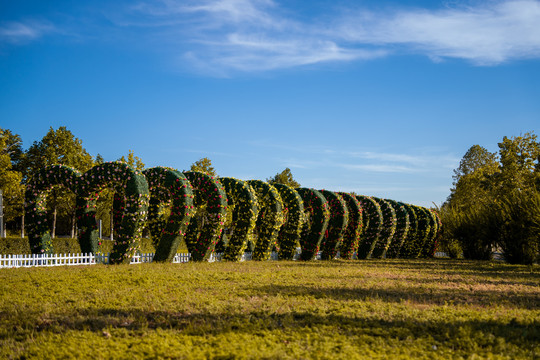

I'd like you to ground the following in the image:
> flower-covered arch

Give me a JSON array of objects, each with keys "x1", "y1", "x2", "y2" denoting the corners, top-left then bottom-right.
[
  {"x1": 77, "y1": 162, "x2": 150, "y2": 264},
  {"x1": 247, "y1": 180, "x2": 284, "y2": 261},
  {"x1": 25, "y1": 165, "x2": 82, "y2": 255},
  {"x1": 219, "y1": 177, "x2": 258, "y2": 261},
  {"x1": 318, "y1": 190, "x2": 348, "y2": 260},
  {"x1": 182, "y1": 171, "x2": 228, "y2": 261},
  {"x1": 296, "y1": 188, "x2": 330, "y2": 261},
  {"x1": 273, "y1": 183, "x2": 305, "y2": 260},
  {"x1": 371, "y1": 197, "x2": 397, "y2": 259},
  {"x1": 385, "y1": 200, "x2": 410, "y2": 258},
  {"x1": 337, "y1": 192, "x2": 363, "y2": 260},
  {"x1": 143, "y1": 167, "x2": 194, "y2": 262},
  {"x1": 356, "y1": 195, "x2": 383, "y2": 259}
]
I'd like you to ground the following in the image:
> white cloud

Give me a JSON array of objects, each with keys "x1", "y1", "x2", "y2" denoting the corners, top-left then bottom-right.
[
  {"x1": 126, "y1": 0, "x2": 540, "y2": 73},
  {"x1": 336, "y1": 0, "x2": 540, "y2": 65},
  {"x1": 0, "y1": 20, "x2": 54, "y2": 44}
]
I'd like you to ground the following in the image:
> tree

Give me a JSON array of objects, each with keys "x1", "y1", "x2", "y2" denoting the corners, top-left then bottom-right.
[
  {"x1": 0, "y1": 128, "x2": 24, "y2": 172},
  {"x1": 190, "y1": 157, "x2": 216, "y2": 176},
  {"x1": 447, "y1": 145, "x2": 498, "y2": 207},
  {"x1": 442, "y1": 133, "x2": 540, "y2": 263},
  {"x1": 267, "y1": 168, "x2": 301, "y2": 188},
  {"x1": 22, "y1": 127, "x2": 94, "y2": 238},
  {"x1": 443, "y1": 145, "x2": 500, "y2": 260},
  {"x1": 496, "y1": 132, "x2": 540, "y2": 195},
  {"x1": 118, "y1": 150, "x2": 145, "y2": 171},
  {"x1": 0, "y1": 130, "x2": 25, "y2": 236}
]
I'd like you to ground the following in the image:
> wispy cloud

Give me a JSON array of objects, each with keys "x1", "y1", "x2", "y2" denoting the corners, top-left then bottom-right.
[
  {"x1": 125, "y1": 0, "x2": 540, "y2": 74},
  {"x1": 0, "y1": 20, "x2": 54, "y2": 44},
  {"x1": 335, "y1": 0, "x2": 540, "y2": 65}
]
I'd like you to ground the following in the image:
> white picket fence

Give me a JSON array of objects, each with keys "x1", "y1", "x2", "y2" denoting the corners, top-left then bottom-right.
[
  {"x1": 0, "y1": 250, "x2": 298, "y2": 269},
  {"x1": 1, "y1": 250, "x2": 452, "y2": 269}
]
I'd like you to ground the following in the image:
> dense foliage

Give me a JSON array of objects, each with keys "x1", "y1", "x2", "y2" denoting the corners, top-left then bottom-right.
[
  {"x1": 441, "y1": 132, "x2": 540, "y2": 264},
  {"x1": 143, "y1": 167, "x2": 194, "y2": 262}
]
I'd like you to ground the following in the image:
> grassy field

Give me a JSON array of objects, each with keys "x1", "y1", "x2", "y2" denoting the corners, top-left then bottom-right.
[{"x1": 1, "y1": 259, "x2": 538, "y2": 359}]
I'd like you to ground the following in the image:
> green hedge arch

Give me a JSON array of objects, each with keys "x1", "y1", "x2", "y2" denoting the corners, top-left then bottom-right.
[
  {"x1": 385, "y1": 200, "x2": 410, "y2": 258},
  {"x1": 318, "y1": 190, "x2": 349, "y2": 260},
  {"x1": 371, "y1": 197, "x2": 397, "y2": 258},
  {"x1": 273, "y1": 183, "x2": 305, "y2": 260},
  {"x1": 143, "y1": 167, "x2": 195, "y2": 263},
  {"x1": 183, "y1": 171, "x2": 228, "y2": 262},
  {"x1": 337, "y1": 192, "x2": 363, "y2": 260},
  {"x1": 356, "y1": 195, "x2": 383, "y2": 259},
  {"x1": 420, "y1": 209, "x2": 439, "y2": 258},
  {"x1": 25, "y1": 165, "x2": 82, "y2": 255},
  {"x1": 219, "y1": 177, "x2": 258, "y2": 261},
  {"x1": 247, "y1": 180, "x2": 284, "y2": 261},
  {"x1": 409, "y1": 205, "x2": 431, "y2": 258},
  {"x1": 296, "y1": 188, "x2": 330, "y2": 261},
  {"x1": 398, "y1": 203, "x2": 419, "y2": 258},
  {"x1": 77, "y1": 162, "x2": 150, "y2": 264}
]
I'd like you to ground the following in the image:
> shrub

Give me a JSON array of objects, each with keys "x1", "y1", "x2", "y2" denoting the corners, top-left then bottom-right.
[{"x1": 494, "y1": 190, "x2": 540, "y2": 265}]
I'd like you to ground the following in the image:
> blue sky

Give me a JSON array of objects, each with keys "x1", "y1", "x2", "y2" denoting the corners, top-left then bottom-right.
[{"x1": 1, "y1": 0, "x2": 539, "y2": 207}]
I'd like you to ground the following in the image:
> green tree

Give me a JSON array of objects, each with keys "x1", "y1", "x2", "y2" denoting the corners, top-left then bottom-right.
[
  {"x1": 22, "y1": 126, "x2": 94, "y2": 238},
  {"x1": 492, "y1": 132, "x2": 540, "y2": 263},
  {"x1": 118, "y1": 150, "x2": 145, "y2": 171},
  {"x1": 190, "y1": 157, "x2": 216, "y2": 176},
  {"x1": 0, "y1": 128, "x2": 24, "y2": 172},
  {"x1": 266, "y1": 168, "x2": 301, "y2": 188},
  {"x1": 442, "y1": 145, "x2": 499, "y2": 260},
  {"x1": 0, "y1": 130, "x2": 25, "y2": 236},
  {"x1": 496, "y1": 132, "x2": 540, "y2": 195}
]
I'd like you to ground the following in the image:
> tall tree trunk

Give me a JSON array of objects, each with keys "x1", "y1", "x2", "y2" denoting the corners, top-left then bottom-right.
[
  {"x1": 52, "y1": 206, "x2": 57, "y2": 239},
  {"x1": 21, "y1": 213, "x2": 25, "y2": 238},
  {"x1": 110, "y1": 211, "x2": 114, "y2": 241},
  {"x1": 71, "y1": 212, "x2": 76, "y2": 238}
]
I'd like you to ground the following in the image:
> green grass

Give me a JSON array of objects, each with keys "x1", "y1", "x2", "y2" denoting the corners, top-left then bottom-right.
[{"x1": 1, "y1": 259, "x2": 539, "y2": 359}]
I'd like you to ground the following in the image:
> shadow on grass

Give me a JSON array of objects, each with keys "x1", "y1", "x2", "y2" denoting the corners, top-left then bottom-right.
[
  {"x1": 251, "y1": 282, "x2": 540, "y2": 310},
  {"x1": 17, "y1": 307, "x2": 538, "y2": 351}
]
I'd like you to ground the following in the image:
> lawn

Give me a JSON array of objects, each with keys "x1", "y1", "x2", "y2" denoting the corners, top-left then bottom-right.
[{"x1": 1, "y1": 259, "x2": 538, "y2": 359}]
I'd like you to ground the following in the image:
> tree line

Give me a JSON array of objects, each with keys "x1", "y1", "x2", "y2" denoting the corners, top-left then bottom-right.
[
  {"x1": 439, "y1": 132, "x2": 540, "y2": 264},
  {"x1": 0, "y1": 126, "x2": 298, "y2": 239}
]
